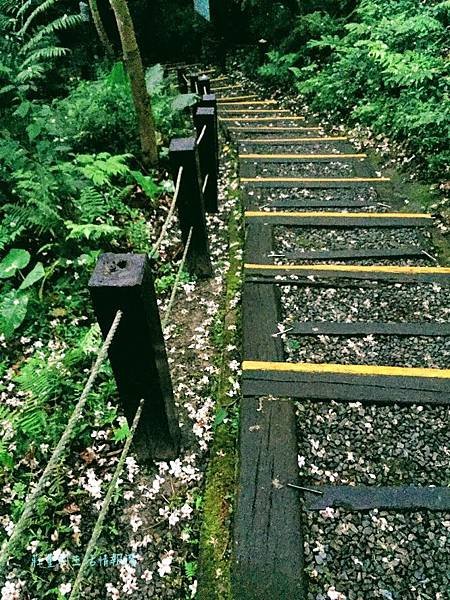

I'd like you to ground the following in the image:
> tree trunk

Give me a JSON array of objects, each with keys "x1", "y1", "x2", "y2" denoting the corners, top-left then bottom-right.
[
  {"x1": 108, "y1": 0, "x2": 158, "y2": 167},
  {"x1": 88, "y1": 0, "x2": 115, "y2": 57}
]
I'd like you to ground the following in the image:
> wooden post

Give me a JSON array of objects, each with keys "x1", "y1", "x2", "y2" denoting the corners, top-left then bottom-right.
[
  {"x1": 189, "y1": 73, "x2": 199, "y2": 94},
  {"x1": 258, "y1": 38, "x2": 268, "y2": 66},
  {"x1": 198, "y1": 75, "x2": 211, "y2": 95},
  {"x1": 88, "y1": 253, "x2": 180, "y2": 462},
  {"x1": 169, "y1": 137, "x2": 213, "y2": 278},
  {"x1": 177, "y1": 68, "x2": 188, "y2": 93},
  {"x1": 198, "y1": 93, "x2": 217, "y2": 110},
  {"x1": 198, "y1": 95, "x2": 219, "y2": 177},
  {"x1": 194, "y1": 107, "x2": 218, "y2": 213}
]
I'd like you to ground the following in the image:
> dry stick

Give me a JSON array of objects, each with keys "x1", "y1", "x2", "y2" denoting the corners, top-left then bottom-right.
[
  {"x1": 287, "y1": 483, "x2": 324, "y2": 495},
  {"x1": 149, "y1": 166, "x2": 184, "y2": 258},
  {"x1": 68, "y1": 398, "x2": 145, "y2": 600},
  {"x1": 162, "y1": 227, "x2": 194, "y2": 330},
  {"x1": 0, "y1": 310, "x2": 123, "y2": 576}
]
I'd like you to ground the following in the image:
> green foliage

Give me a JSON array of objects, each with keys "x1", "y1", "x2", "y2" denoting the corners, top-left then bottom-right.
[
  {"x1": 0, "y1": 0, "x2": 82, "y2": 98},
  {"x1": 259, "y1": 0, "x2": 450, "y2": 180},
  {"x1": 0, "y1": 248, "x2": 30, "y2": 278},
  {"x1": 145, "y1": 63, "x2": 196, "y2": 143},
  {"x1": 258, "y1": 51, "x2": 298, "y2": 88},
  {"x1": 0, "y1": 249, "x2": 45, "y2": 337}
]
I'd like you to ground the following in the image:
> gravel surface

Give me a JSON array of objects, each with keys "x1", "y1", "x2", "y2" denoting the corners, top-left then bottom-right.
[
  {"x1": 250, "y1": 161, "x2": 355, "y2": 177},
  {"x1": 303, "y1": 508, "x2": 450, "y2": 600},
  {"x1": 274, "y1": 226, "x2": 431, "y2": 252},
  {"x1": 295, "y1": 400, "x2": 450, "y2": 487},
  {"x1": 280, "y1": 282, "x2": 450, "y2": 324},
  {"x1": 240, "y1": 143, "x2": 355, "y2": 154},
  {"x1": 226, "y1": 118, "x2": 313, "y2": 127},
  {"x1": 285, "y1": 334, "x2": 450, "y2": 368},
  {"x1": 246, "y1": 187, "x2": 390, "y2": 212},
  {"x1": 249, "y1": 187, "x2": 380, "y2": 204}
]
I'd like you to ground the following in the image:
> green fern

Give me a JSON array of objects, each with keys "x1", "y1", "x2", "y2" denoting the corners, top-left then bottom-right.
[
  {"x1": 19, "y1": 0, "x2": 62, "y2": 36},
  {"x1": 0, "y1": 0, "x2": 82, "y2": 95},
  {"x1": 74, "y1": 187, "x2": 109, "y2": 224},
  {"x1": 21, "y1": 14, "x2": 82, "y2": 54}
]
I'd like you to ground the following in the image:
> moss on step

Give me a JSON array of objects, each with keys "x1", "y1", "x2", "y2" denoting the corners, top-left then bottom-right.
[{"x1": 197, "y1": 197, "x2": 243, "y2": 600}]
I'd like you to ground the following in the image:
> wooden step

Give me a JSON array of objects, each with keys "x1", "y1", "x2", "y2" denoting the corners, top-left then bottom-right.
[
  {"x1": 241, "y1": 176, "x2": 390, "y2": 187},
  {"x1": 303, "y1": 486, "x2": 450, "y2": 511},
  {"x1": 242, "y1": 360, "x2": 450, "y2": 405},
  {"x1": 240, "y1": 153, "x2": 366, "y2": 161},
  {"x1": 245, "y1": 263, "x2": 450, "y2": 283},
  {"x1": 285, "y1": 321, "x2": 450, "y2": 337},
  {"x1": 280, "y1": 247, "x2": 429, "y2": 261},
  {"x1": 244, "y1": 211, "x2": 431, "y2": 227}
]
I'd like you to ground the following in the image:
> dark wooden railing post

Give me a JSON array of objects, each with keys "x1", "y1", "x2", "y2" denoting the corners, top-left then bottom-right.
[
  {"x1": 88, "y1": 254, "x2": 180, "y2": 462},
  {"x1": 189, "y1": 73, "x2": 199, "y2": 94},
  {"x1": 198, "y1": 75, "x2": 211, "y2": 95},
  {"x1": 198, "y1": 93, "x2": 217, "y2": 110},
  {"x1": 169, "y1": 137, "x2": 213, "y2": 278},
  {"x1": 194, "y1": 107, "x2": 218, "y2": 213},
  {"x1": 177, "y1": 68, "x2": 188, "y2": 93},
  {"x1": 258, "y1": 38, "x2": 268, "y2": 65},
  {"x1": 198, "y1": 94, "x2": 219, "y2": 177}
]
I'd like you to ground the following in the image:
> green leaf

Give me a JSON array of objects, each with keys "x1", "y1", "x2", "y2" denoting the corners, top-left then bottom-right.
[
  {"x1": 0, "y1": 291, "x2": 29, "y2": 338},
  {"x1": 145, "y1": 64, "x2": 165, "y2": 93},
  {"x1": 109, "y1": 62, "x2": 128, "y2": 87},
  {"x1": 172, "y1": 93, "x2": 197, "y2": 111},
  {"x1": 14, "y1": 101, "x2": 32, "y2": 118},
  {"x1": 214, "y1": 407, "x2": 228, "y2": 428},
  {"x1": 0, "y1": 249, "x2": 31, "y2": 279},
  {"x1": 26, "y1": 121, "x2": 43, "y2": 141},
  {"x1": 113, "y1": 421, "x2": 130, "y2": 442},
  {"x1": 18, "y1": 262, "x2": 45, "y2": 290},
  {"x1": 131, "y1": 171, "x2": 163, "y2": 200},
  {"x1": 64, "y1": 221, "x2": 122, "y2": 241}
]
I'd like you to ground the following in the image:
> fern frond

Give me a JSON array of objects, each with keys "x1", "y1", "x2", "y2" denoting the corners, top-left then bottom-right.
[
  {"x1": 19, "y1": 46, "x2": 69, "y2": 69},
  {"x1": 75, "y1": 187, "x2": 108, "y2": 223},
  {"x1": 0, "y1": 403, "x2": 14, "y2": 425},
  {"x1": 19, "y1": 0, "x2": 59, "y2": 36},
  {"x1": 15, "y1": 63, "x2": 46, "y2": 83},
  {"x1": 16, "y1": 0, "x2": 36, "y2": 19},
  {"x1": 21, "y1": 14, "x2": 82, "y2": 54},
  {"x1": 16, "y1": 400, "x2": 47, "y2": 437}
]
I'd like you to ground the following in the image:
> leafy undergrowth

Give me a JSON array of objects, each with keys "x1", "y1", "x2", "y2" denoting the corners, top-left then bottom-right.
[
  {"x1": 240, "y1": 0, "x2": 450, "y2": 185},
  {"x1": 0, "y1": 131, "x2": 242, "y2": 599}
]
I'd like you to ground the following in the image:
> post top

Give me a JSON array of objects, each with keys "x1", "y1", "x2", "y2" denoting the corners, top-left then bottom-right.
[
  {"x1": 89, "y1": 253, "x2": 147, "y2": 288},
  {"x1": 169, "y1": 137, "x2": 196, "y2": 152}
]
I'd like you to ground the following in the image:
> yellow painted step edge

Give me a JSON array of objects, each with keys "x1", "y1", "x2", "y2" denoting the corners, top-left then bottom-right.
[
  {"x1": 213, "y1": 84, "x2": 244, "y2": 91},
  {"x1": 231, "y1": 127, "x2": 320, "y2": 131},
  {"x1": 218, "y1": 100, "x2": 276, "y2": 105},
  {"x1": 242, "y1": 360, "x2": 450, "y2": 379},
  {"x1": 244, "y1": 264, "x2": 449, "y2": 274},
  {"x1": 217, "y1": 95, "x2": 259, "y2": 102},
  {"x1": 239, "y1": 153, "x2": 367, "y2": 160},
  {"x1": 220, "y1": 109, "x2": 289, "y2": 114},
  {"x1": 244, "y1": 211, "x2": 431, "y2": 219}
]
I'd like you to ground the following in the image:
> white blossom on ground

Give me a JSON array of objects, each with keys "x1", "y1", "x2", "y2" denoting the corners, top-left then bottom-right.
[{"x1": 157, "y1": 551, "x2": 174, "y2": 577}]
